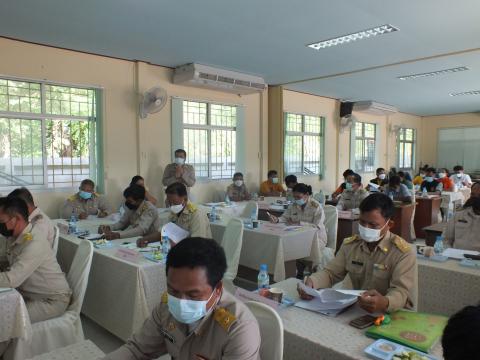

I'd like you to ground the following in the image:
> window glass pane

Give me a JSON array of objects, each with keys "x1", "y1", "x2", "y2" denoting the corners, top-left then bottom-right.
[
  {"x1": 365, "y1": 123, "x2": 375, "y2": 138},
  {"x1": 304, "y1": 116, "x2": 321, "y2": 133},
  {"x1": 365, "y1": 139, "x2": 376, "y2": 172},
  {"x1": 284, "y1": 135, "x2": 302, "y2": 174},
  {"x1": 355, "y1": 122, "x2": 363, "y2": 137},
  {"x1": 183, "y1": 128, "x2": 208, "y2": 177},
  {"x1": 403, "y1": 143, "x2": 412, "y2": 169},
  {"x1": 210, "y1": 129, "x2": 235, "y2": 179},
  {"x1": 405, "y1": 128, "x2": 414, "y2": 141},
  {"x1": 0, "y1": 79, "x2": 41, "y2": 114},
  {"x1": 45, "y1": 85, "x2": 95, "y2": 117},
  {"x1": 303, "y1": 135, "x2": 320, "y2": 174},
  {"x1": 182, "y1": 101, "x2": 207, "y2": 125},
  {"x1": 211, "y1": 104, "x2": 236, "y2": 127},
  {"x1": 0, "y1": 118, "x2": 44, "y2": 186},
  {"x1": 45, "y1": 119, "x2": 92, "y2": 188},
  {"x1": 286, "y1": 113, "x2": 302, "y2": 132}
]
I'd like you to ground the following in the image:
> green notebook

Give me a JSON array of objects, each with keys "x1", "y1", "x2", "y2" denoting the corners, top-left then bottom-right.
[{"x1": 366, "y1": 310, "x2": 448, "y2": 353}]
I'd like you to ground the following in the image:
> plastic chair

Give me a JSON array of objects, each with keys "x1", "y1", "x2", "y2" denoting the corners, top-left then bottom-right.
[
  {"x1": 23, "y1": 240, "x2": 94, "y2": 357},
  {"x1": 245, "y1": 301, "x2": 284, "y2": 360},
  {"x1": 410, "y1": 192, "x2": 417, "y2": 241},
  {"x1": 221, "y1": 218, "x2": 244, "y2": 289},
  {"x1": 323, "y1": 205, "x2": 338, "y2": 250},
  {"x1": 240, "y1": 201, "x2": 258, "y2": 219},
  {"x1": 313, "y1": 191, "x2": 326, "y2": 206},
  {"x1": 53, "y1": 224, "x2": 60, "y2": 255}
]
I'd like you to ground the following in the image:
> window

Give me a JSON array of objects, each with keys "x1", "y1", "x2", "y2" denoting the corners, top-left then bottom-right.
[
  {"x1": 353, "y1": 122, "x2": 376, "y2": 172},
  {"x1": 0, "y1": 77, "x2": 100, "y2": 189},
  {"x1": 437, "y1": 127, "x2": 480, "y2": 171},
  {"x1": 397, "y1": 128, "x2": 416, "y2": 170},
  {"x1": 181, "y1": 100, "x2": 237, "y2": 179},
  {"x1": 284, "y1": 113, "x2": 325, "y2": 175}
]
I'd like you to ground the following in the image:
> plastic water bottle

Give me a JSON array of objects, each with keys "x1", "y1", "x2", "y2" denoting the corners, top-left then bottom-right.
[
  {"x1": 257, "y1": 264, "x2": 269, "y2": 290},
  {"x1": 422, "y1": 187, "x2": 428, "y2": 198},
  {"x1": 162, "y1": 236, "x2": 171, "y2": 259},
  {"x1": 434, "y1": 236, "x2": 444, "y2": 255},
  {"x1": 68, "y1": 210, "x2": 78, "y2": 234},
  {"x1": 210, "y1": 206, "x2": 217, "y2": 223},
  {"x1": 252, "y1": 192, "x2": 259, "y2": 201},
  {"x1": 250, "y1": 208, "x2": 257, "y2": 222},
  {"x1": 389, "y1": 193, "x2": 394, "y2": 201},
  {"x1": 225, "y1": 194, "x2": 231, "y2": 205}
]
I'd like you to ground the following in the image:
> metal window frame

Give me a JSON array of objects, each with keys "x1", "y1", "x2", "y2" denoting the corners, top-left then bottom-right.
[
  {"x1": 397, "y1": 127, "x2": 416, "y2": 171},
  {"x1": 182, "y1": 101, "x2": 237, "y2": 180},
  {"x1": 0, "y1": 77, "x2": 98, "y2": 191},
  {"x1": 284, "y1": 112, "x2": 325, "y2": 177},
  {"x1": 354, "y1": 122, "x2": 377, "y2": 173}
]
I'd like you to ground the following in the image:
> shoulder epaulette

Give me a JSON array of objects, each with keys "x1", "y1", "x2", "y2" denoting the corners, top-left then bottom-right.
[
  {"x1": 93, "y1": 192, "x2": 100, "y2": 197},
  {"x1": 22, "y1": 233, "x2": 33, "y2": 243},
  {"x1": 310, "y1": 200, "x2": 319, "y2": 208},
  {"x1": 187, "y1": 202, "x2": 197, "y2": 213},
  {"x1": 68, "y1": 195, "x2": 77, "y2": 202},
  {"x1": 161, "y1": 292, "x2": 168, "y2": 304},
  {"x1": 214, "y1": 307, "x2": 236, "y2": 332},
  {"x1": 344, "y1": 235, "x2": 360, "y2": 245},
  {"x1": 393, "y1": 236, "x2": 411, "y2": 253}
]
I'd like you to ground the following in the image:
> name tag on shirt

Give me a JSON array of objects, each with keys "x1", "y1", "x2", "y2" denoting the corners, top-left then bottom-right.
[
  {"x1": 160, "y1": 329, "x2": 175, "y2": 343},
  {"x1": 351, "y1": 260, "x2": 363, "y2": 266}
]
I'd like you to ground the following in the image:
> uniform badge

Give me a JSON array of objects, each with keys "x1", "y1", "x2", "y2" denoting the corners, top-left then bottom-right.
[{"x1": 160, "y1": 328, "x2": 175, "y2": 343}]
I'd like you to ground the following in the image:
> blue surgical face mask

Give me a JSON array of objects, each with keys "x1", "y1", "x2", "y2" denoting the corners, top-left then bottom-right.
[
  {"x1": 295, "y1": 198, "x2": 306, "y2": 206},
  {"x1": 79, "y1": 191, "x2": 92, "y2": 200},
  {"x1": 425, "y1": 176, "x2": 434, "y2": 182},
  {"x1": 345, "y1": 183, "x2": 353, "y2": 191},
  {"x1": 167, "y1": 290, "x2": 216, "y2": 324}
]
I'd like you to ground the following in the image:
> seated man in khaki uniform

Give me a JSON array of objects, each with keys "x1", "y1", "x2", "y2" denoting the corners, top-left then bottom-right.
[
  {"x1": 299, "y1": 193, "x2": 417, "y2": 313},
  {"x1": 336, "y1": 173, "x2": 369, "y2": 211},
  {"x1": 162, "y1": 149, "x2": 196, "y2": 189},
  {"x1": 0, "y1": 197, "x2": 71, "y2": 322},
  {"x1": 444, "y1": 196, "x2": 480, "y2": 252},
  {"x1": 226, "y1": 172, "x2": 251, "y2": 202},
  {"x1": 61, "y1": 179, "x2": 110, "y2": 219},
  {"x1": 137, "y1": 182, "x2": 211, "y2": 247},
  {"x1": 104, "y1": 237, "x2": 261, "y2": 359},
  {"x1": 99, "y1": 184, "x2": 160, "y2": 240},
  {"x1": 8, "y1": 187, "x2": 56, "y2": 249}
]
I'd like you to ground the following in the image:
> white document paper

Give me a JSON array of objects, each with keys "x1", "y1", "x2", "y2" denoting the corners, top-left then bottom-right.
[
  {"x1": 85, "y1": 233, "x2": 104, "y2": 240},
  {"x1": 296, "y1": 283, "x2": 361, "y2": 315},
  {"x1": 442, "y1": 248, "x2": 480, "y2": 260},
  {"x1": 0, "y1": 288, "x2": 12, "y2": 294},
  {"x1": 163, "y1": 222, "x2": 190, "y2": 244}
]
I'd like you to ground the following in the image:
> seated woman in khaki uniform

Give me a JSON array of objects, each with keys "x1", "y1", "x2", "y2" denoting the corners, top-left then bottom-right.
[
  {"x1": 130, "y1": 175, "x2": 158, "y2": 205},
  {"x1": 137, "y1": 182, "x2": 211, "y2": 247}
]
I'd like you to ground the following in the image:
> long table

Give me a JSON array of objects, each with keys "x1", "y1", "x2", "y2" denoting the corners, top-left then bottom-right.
[
  {"x1": 55, "y1": 218, "x2": 167, "y2": 341},
  {"x1": 414, "y1": 196, "x2": 442, "y2": 239},
  {"x1": 273, "y1": 278, "x2": 443, "y2": 360}
]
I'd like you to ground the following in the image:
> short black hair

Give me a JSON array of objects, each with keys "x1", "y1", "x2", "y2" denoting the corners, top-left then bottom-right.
[
  {"x1": 453, "y1": 165, "x2": 464, "y2": 172},
  {"x1": 130, "y1": 175, "x2": 144, "y2": 185},
  {"x1": 389, "y1": 175, "x2": 401, "y2": 187},
  {"x1": 8, "y1": 187, "x2": 34, "y2": 206},
  {"x1": 293, "y1": 183, "x2": 312, "y2": 195},
  {"x1": 267, "y1": 170, "x2": 278, "y2": 178},
  {"x1": 343, "y1": 169, "x2": 355, "y2": 178},
  {"x1": 285, "y1": 174, "x2": 297, "y2": 185},
  {"x1": 463, "y1": 196, "x2": 480, "y2": 213},
  {"x1": 426, "y1": 167, "x2": 436, "y2": 174},
  {"x1": 166, "y1": 237, "x2": 227, "y2": 288},
  {"x1": 123, "y1": 184, "x2": 146, "y2": 201},
  {"x1": 0, "y1": 197, "x2": 29, "y2": 222},
  {"x1": 233, "y1": 172, "x2": 243, "y2": 179},
  {"x1": 80, "y1": 179, "x2": 95, "y2": 188},
  {"x1": 442, "y1": 304, "x2": 480, "y2": 360},
  {"x1": 352, "y1": 173, "x2": 362, "y2": 185},
  {"x1": 359, "y1": 193, "x2": 395, "y2": 219},
  {"x1": 174, "y1": 149, "x2": 187, "y2": 157},
  {"x1": 376, "y1": 167, "x2": 385, "y2": 175},
  {"x1": 397, "y1": 171, "x2": 405, "y2": 177},
  {"x1": 165, "y1": 182, "x2": 188, "y2": 197}
]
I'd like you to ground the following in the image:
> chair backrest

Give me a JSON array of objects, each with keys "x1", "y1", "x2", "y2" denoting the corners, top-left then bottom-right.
[
  {"x1": 323, "y1": 205, "x2": 338, "y2": 249},
  {"x1": 221, "y1": 218, "x2": 244, "y2": 282},
  {"x1": 53, "y1": 224, "x2": 60, "y2": 255},
  {"x1": 67, "y1": 240, "x2": 93, "y2": 314},
  {"x1": 241, "y1": 201, "x2": 258, "y2": 219},
  {"x1": 313, "y1": 191, "x2": 326, "y2": 206},
  {"x1": 245, "y1": 301, "x2": 284, "y2": 360}
]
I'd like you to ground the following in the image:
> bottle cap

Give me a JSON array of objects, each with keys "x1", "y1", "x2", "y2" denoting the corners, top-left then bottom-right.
[{"x1": 260, "y1": 264, "x2": 267, "y2": 271}]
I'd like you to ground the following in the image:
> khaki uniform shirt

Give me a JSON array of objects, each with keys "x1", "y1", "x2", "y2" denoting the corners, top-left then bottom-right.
[
  {"x1": 226, "y1": 184, "x2": 250, "y2": 202},
  {"x1": 0, "y1": 224, "x2": 71, "y2": 300},
  {"x1": 444, "y1": 207, "x2": 480, "y2": 252},
  {"x1": 110, "y1": 201, "x2": 161, "y2": 239},
  {"x1": 104, "y1": 290, "x2": 261, "y2": 360},
  {"x1": 280, "y1": 198, "x2": 327, "y2": 249},
  {"x1": 169, "y1": 203, "x2": 212, "y2": 238},
  {"x1": 309, "y1": 231, "x2": 417, "y2": 312},
  {"x1": 336, "y1": 189, "x2": 369, "y2": 210},
  {"x1": 61, "y1": 192, "x2": 110, "y2": 219},
  {"x1": 162, "y1": 163, "x2": 196, "y2": 188},
  {"x1": 29, "y1": 207, "x2": 56, "y2": 248}
]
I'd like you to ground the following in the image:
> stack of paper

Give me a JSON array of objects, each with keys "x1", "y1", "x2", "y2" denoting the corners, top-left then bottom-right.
[
  {"x1": 295, "y1": 283, "x2": 363, "y2": 316},
  {"x1": 442, "y1": 248, "x2": 480, "y2": 260},
  {"x1": 162, "y1": 222, "x2": 190, "y2": 244}
]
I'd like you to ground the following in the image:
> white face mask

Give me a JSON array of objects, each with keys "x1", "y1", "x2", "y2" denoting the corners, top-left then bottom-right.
[
  {"x1": 358, "y1": 220, "x2": 390, "y2": 243},
  {"x1": 271, "y1": 177, "x2": 279, "y2": 184},
  {"x1": 175, "y1": 157, "x2": 185, "y2": 165},
  {"x1": 438, "y1": 173, "x2": 446, "y2": 179},
  {"x1": 378, "y1": 174, "x2": 386, "y2": 180},
  {"x1": 234, "y1": 180, "x2": 243, "y2": 187},
  {"x1": 456, "y1": 173, "x2": 463, "y2": 178},
  {"x1": 167, "y1": 289, "x2": 216, "y2": 324},
  {"x1": 170, "y1": 204, "x2": 184, "y2": 214}
]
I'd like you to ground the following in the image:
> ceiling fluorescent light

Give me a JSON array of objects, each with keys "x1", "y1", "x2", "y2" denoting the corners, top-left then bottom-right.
[
  {"x1": 307, "y1": 24, "x2": 398, "y2": 50},
  {"x1": 449, "y1": 90, "x2": 480, "y2": 97},
  {"x1": 398, "y1": 66, "x2": 469, "y2": 80}
]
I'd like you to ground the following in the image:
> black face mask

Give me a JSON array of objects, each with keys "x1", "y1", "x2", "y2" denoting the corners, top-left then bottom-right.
[
  {"x1": 0, "y1": 222, "x2": 14, "y2": 237},
  {"x1": 125, "y1": 202, "x2": 139, "y2": 211}
]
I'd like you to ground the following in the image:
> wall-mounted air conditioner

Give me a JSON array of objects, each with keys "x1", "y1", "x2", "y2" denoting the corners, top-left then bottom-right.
[
  {"x1": 173, "y1": 63, "x2": 266, "y2": 95},
  {"x1": 353, "y1": 101, "x2": 398, "y2": 116}
]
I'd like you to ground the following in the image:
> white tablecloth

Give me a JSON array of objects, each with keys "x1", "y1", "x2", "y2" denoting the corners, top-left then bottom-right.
[
  {"x1": 210, "y1": 220, "x2": 318, "y2": 281},
  {"x1": 0, "y1": 289, "x2": 31, "y2": 343},
  {"x1": 55, "y1": 218, "x2": 167, "y2": 341},
  {"x1": 440, "y1": 191, "x2": 466, "y2": 210},
  {"x1": 27, "y1": 340, "x2": 104, "y2": 360},
  {"x1": 418, "y1": 257, "x2": 480, "y2": 316},
  {"x1": 273, "y1": 278, "x2": 444, "y2": 360}
]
